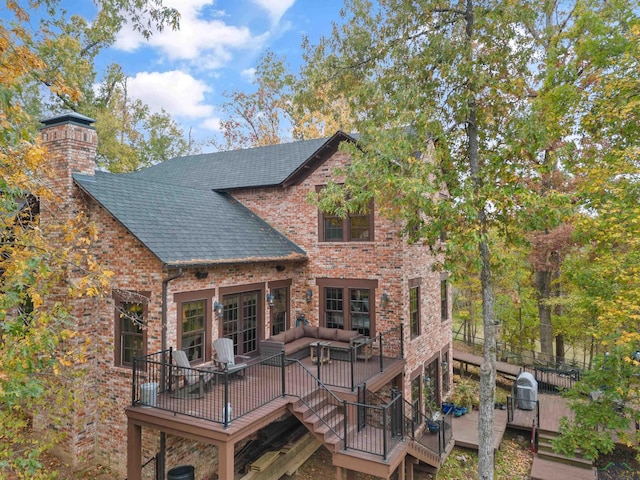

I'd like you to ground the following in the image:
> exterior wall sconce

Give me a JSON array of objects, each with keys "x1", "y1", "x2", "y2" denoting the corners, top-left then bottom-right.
[
  {"x1": 194, "y1": 270, "x2": 208, "y2": 279},
  {"x1": 305, "y1": 289, "x2": 313, "y2": 303},
  {"x1": 266, "y1": 293, "x2": 275, "y2": 307},
  {"x1": 213, "y1": 301, "x2": 224, "y2": 318},
  {"x1": 441, "y1": 358, "x2": 448, "y2": 368},
  {"x1": 380, "y1": 292, "x2": 389, "y2": 308}
]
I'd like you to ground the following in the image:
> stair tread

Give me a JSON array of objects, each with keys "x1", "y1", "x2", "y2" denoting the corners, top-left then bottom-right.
[{"x1": 536, "y1": 449, "x2": 593, "y2": 466}]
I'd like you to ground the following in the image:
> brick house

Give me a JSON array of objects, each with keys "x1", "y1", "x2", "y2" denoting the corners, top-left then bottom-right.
[{"x1": 39, "y1": 112, "x2": 453, "y2": 479}]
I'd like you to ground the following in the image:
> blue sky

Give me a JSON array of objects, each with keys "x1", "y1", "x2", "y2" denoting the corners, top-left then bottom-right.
[{"x1": 84, "y1": 0, "x2": 347, "y2": 145}]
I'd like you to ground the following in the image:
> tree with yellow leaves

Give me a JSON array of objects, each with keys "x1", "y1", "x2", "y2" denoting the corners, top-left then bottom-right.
[{"x1": 0, "y1": 1, "x2": 178, "y2": 477}]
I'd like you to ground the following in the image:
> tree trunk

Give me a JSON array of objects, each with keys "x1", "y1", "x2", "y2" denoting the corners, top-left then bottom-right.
[
  {"x1": 478, "y1": 240, "x2": 496, "y2": 480},
  {"x1": 555, "y1": 333, "x2": 565, "y2": 367},
  {"x1": 536, "y1": 269, "x2": 554, "y2": 365},
  {"x1": 463, "y1": 2, "x2": 495, "y2": 477}
]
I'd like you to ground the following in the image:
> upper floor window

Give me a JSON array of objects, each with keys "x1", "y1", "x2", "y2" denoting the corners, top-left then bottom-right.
[
  {"x1": 317, "y1": 186, "x2": 374, "y2": 242},
  {"x1": 440, "y1": 275, "x2": 449, "y2": 321},
  {"x1": 114, "y1": 291, "x2": 148, "y2": 368},
  {"x1": 409, "y1": 283, "x2": 420, "y2": 338}
]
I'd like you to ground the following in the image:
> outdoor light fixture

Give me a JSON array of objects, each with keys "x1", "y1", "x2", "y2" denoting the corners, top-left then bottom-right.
[
  {"x1": 305, "y1": 289, "x2": 313, "y2": 303},
  {"x1": 213, "y1": 301, "x2": 224, "y2": 318},
  {"x1": 441, "y1": 358, "x2": 448, "y2": 368},
  {"x1": 194, "y1": 270, "x2": 208, "y2": 279},
  {"x1": 266, "y1": 293, "x2": 275, "y2": 307},
  {"x1": 381, "y1": 292, "x2": 389, "y2": 308}
]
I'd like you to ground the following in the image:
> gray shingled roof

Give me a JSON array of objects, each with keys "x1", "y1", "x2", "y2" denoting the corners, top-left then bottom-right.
[
  {"x1": 74, "y1": 172, "x2": 306, "y2": 266},
  {"x1": 131, "y1": 137, "x2": 331, "y2": 191}
]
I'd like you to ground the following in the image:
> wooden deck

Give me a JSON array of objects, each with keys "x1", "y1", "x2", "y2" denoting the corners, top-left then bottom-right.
[
  {"x1": 451, "y1": 407, "x2": 509, "y2": 451},
  {"x1": 508, "y1": 393, "x2": 573, "y2": 433},
  {"x1": 135, "y1": 354, "x2": 403, "y2": 431},
  {"x1": 453, "y1": 349, "x2": 522, "y2": 379},
  {"x1": 530, "y1": 455, "x2": 597, "y2": 480},
  {"x1": 127, "y1": 354, "x2": 407, "y2": 480}
]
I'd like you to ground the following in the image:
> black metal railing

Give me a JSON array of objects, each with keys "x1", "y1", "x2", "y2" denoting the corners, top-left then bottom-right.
[
  {"x1": 285, "y1": 359, "x2": 345, "y2": 443},
  {"x1": 314, "y1": 325, "x2": 404, "y2": 391},
  {"x1": 344, "y1": 391, "x2": 404, "y2": 461},
  {"x1": 453, "y1": 327, "x2": 590, "y2": 372},
  {"x1": 523, "y1": 365, "x2": 580, "y2": 394},
  {"x1": 132, "y1": 349, "x2": 284, "y2": 426},
  {"x1": 402, "y1": 398, "x2": 453, "y2": 458},
  {"x1": 132, "y1": 341, "x2": 409, "y2": 461}
]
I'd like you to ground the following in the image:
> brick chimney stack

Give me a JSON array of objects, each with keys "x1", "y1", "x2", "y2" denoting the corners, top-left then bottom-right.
[{"x1": 39, "y1": 112, "x2": 97, "y2": 218}]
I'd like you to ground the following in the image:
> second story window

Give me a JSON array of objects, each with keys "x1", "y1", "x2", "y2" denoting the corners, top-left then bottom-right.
[
  {"x1": 317, "y1": 186, "x2": 374, "y2": 242},
  {"x1": 440, "y1": 275, "x2": 449, "y2": 321},
  {"x1": 410, "y1": 285, "x2": 420, "y2": 338}
]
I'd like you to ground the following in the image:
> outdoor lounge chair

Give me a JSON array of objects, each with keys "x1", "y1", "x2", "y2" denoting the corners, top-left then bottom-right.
[
  {"x1": 172, "y1": 349, "x2": 215, "y2": 397},
  {"x1": 213, "y1": 338, "x2": 248, "y2": 377}
]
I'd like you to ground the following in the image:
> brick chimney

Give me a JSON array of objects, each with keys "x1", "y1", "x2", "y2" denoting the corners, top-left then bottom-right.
[{"x1": 39, "y1": 112, "x2": 97, "y2": 218}]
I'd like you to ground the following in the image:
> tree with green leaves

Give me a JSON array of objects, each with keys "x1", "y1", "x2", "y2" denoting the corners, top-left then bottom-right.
[
  {"x1": 300, "y1": 1, "x2": 537, "y2": 476},
  {"x1": 298, "y1": 0, "x2": 639, "y2": 476},
  {"x1": 0, "y1": 1, "x2": 178, "y2": 476}
]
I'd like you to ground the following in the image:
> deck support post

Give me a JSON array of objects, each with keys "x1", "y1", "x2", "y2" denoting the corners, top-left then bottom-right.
[
  {"x1": 345, "y1": 468, "x2": 356, "y2": 480},
  {"x1": 218, "y1": 441, "x2": 235, "y2": 480},
  {"x1": 397, "y1": 457, "x2": 405, "y2": 480},
  {"x1": 405, "y1": 458, "x2": 414, "y2": 480},
  {"x1": 336, "y1": 465, "x2": 344, "y2": 480},
  {"x1": 126, "y1": 421, "x2": 142, "y2": 480}
]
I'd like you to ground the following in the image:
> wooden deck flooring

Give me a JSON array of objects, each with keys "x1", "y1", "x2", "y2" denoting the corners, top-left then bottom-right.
[
  {"x1": 508, "y1": 393, "x2": 573, "y2": 433},
  {"x1": 453, "y1": 349, "x2": 522, "y2": 379},
  {"x1": 530, "y1": 455, "x2": 597, "y2": 480},
  {"x1": 451, "y1": 407, "x2": 509, "y2": 451}
]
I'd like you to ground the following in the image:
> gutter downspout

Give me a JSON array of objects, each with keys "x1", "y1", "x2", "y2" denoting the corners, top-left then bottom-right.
[{"x1": 159, "y1": 268, "x2": 183, "y2": 480}]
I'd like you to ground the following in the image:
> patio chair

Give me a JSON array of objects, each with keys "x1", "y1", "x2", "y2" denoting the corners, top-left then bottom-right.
[
  {"x1": 213, "y1": 338, "x2": 248, "y2": 378},
  {"x1": 172, "y1": 349, "x2": 215, "y2": 397}
]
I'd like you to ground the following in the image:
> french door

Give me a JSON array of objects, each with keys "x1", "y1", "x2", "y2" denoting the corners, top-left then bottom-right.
[{"x1": 222, "y1": 291, "x2": 259, "y2": 355}]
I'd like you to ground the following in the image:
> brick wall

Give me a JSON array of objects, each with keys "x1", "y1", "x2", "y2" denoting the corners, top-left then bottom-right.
[{"x1": 39, "y1": 119, "x2": 451, "y2": 477}]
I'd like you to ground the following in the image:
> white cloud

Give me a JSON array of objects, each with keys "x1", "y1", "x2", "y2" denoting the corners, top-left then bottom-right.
[
  {"x1": 251, "y1": 0, "x2": 295, "y2": 24},
  {"x1": 126, "y1": 70, "x2": 213, "y2": 119},
  {"x1": 201, "y1": 116, "x2": 223, "y2": 132},
  {"x1": 240, "y1": 67, "x2": 256, "y2": 82},
  {"x1": 115, "y1": 0, "x2": 268, "y2": 69}
]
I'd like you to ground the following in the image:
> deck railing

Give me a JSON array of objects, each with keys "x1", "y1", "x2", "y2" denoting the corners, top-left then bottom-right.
[
  {"x1": 315, "y1": 325, "x2": 404, "y2": 391},
  {"x1": 453, "y1": 326, "x2": 590, "y2": 372},
  {"x1": 285, "y1": 359, "x2": 344, "y2": 443},
  {"x1": 522, "y1": 365, "x2": 580, "y2": 394},
  {"x1": 132, "y1": 349, "x2": 285, "y2": 425},
  {"x1": 132, "y1": 334, "x2": 407, "y2": 461},
  {"x1": 402, "y1": 398, "x2": 453, "y2": 458}
]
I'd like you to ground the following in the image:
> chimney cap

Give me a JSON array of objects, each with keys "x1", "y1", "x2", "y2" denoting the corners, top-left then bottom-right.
[{"x1": 40, "y1": 112, "x2": 96, "y2": 128}]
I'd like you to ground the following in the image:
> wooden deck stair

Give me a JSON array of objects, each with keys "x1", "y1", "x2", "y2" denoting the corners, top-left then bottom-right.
[
  {"x1": 530, "y1": 429, "x2": 597, "y2": 480},
  {"x1": 290, "y1": 394, "x2": 345, "y2": 451}
]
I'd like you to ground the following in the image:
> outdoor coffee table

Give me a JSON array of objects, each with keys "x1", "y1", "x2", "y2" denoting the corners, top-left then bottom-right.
[{"x1": 309, "y1": 341, "x2": 331, "y2": 364}]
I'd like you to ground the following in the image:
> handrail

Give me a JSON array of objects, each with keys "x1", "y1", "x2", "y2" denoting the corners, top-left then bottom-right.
[{"x1": 285, "y1": 359, "x2": 344, "y2": 443}]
